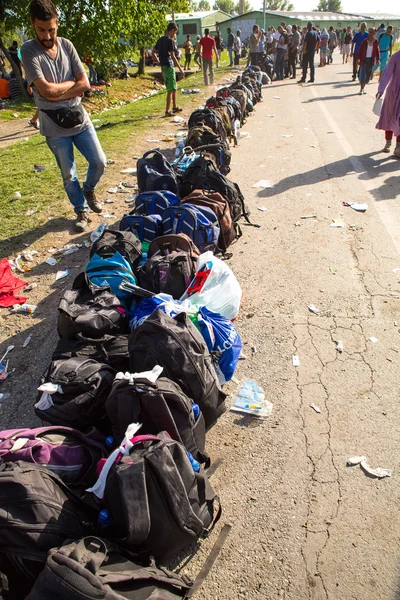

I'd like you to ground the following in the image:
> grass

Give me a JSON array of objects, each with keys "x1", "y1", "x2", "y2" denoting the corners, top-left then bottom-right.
[{"x1": 0, "y1": 55, "x2": 234, "y2": 256}]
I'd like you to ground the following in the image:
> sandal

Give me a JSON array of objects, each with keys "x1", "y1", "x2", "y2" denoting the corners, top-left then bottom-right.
[
  {"x1": 164, "y1": 111, "x2": 173, "y2": 117},
  {"x1": 172, "y1": 107, "x2": 183, "y2": 113},
  {"x1": 29, "y1": 120, "x2": 39, "y2": 129}
]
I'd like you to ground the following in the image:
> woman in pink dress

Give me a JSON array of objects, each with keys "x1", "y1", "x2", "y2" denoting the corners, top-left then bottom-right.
[{"x1": 376, "y1": 49, "x2": 400, "y2": 157}]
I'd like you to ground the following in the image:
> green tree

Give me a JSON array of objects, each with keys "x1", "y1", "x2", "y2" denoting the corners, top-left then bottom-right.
[
  {"x1": 315, "y1": 0, "x2": 342, "y2": 10},
  {"x1": 265, "y1": 0, "x2": 294, "y2": 10},
  {"x1": 213, "y1": 0, "x2": 235, "y2": 14},
  {"x1": 197, "y1": 0, "x2": 211, "y2": 9},
  {"x1": 234, "y1": 0, "x2": 252, "y2": 13}
]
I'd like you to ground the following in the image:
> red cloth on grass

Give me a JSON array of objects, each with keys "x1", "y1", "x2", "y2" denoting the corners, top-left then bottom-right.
[{"x1": 0, "y1": 258, "x2": 27, "y2": 307}]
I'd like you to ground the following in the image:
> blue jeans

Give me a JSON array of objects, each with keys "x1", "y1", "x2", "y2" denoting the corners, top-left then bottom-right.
[
  {"x1": 275, "y1": 48, "x2": 286, "y2": 79},
  {"x1": 46, "y1": 125, "x2": 107, "y2": 214},
  {"x1": 228, "y1": 46, "x2": 233, "y2": 65}
]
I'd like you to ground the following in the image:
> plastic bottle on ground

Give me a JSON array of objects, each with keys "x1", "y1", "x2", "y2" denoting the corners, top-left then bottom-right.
[{"x1": 90, "y1": 223, "x2": 108, "y2": 243}]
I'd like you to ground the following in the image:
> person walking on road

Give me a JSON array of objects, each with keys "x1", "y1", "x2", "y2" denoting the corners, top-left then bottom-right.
[
  {"x1": 21, "y1": 0, "x2": 107, "y2": 232},
  {"x1": 342, "y1": 27, "x2": 352, "y2": 64},
  {"x1": 376, "y1": 49, "x2": 400, "y2": 157},
  {"x1": 327, "y1": 26, "x2": 337, "y2": 64},
  {"x1": 298, "y1": 21, "x2": 319, "y2": 84},
  {"x1": 358, "y1": 28, "x2": 379, "y2": 95},
  {"x1": 153, "y1": 22, "x2": 184, "y2": 117},
  {"x1": 183, "y1": 35, "x2": 193, "y2": 70},
  {"x1": 378, "y1": 26, "x2": 394, "y2": 80},
  {"x1": 227, "y1": 28, "x2": 234, "y2": 66},
  {"x1": 200, "y1": 29, "x2": 217, "y2": 86},
  {"x1": 319, "y1": 28, "x2": 329, "y2": 67},
  {"x1": 351, "y1": 23, "x2": 368, "y2": 81}
]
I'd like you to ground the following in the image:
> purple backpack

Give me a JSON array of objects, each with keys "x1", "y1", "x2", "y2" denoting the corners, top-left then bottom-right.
[{"x1": 0, "y1": 426, "x2": 107, "y2": 487}]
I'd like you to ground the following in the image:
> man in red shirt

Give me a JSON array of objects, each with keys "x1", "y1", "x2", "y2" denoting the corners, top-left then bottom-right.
[{"x1": 199, "y1": 28, "x2": 217, "y2": 86}]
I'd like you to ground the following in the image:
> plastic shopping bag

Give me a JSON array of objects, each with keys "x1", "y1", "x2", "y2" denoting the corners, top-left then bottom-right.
[
  {"x1": 130, "y1": 293, "x2": 196, "y2": 329},
  {"x1": 372, "y1": 97, "x2": 383, "y2": 116},
  {"x1": 198, "y1": 306, "x2": 242, "y2": 385},
  {"x1": 181, "y1": 252, "x2": 242, "y2": 320}
]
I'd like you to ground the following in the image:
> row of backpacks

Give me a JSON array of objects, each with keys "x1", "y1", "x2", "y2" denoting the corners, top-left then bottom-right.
[{"x1": 0, "y1": 69, "x2": 263, "y2": 599}]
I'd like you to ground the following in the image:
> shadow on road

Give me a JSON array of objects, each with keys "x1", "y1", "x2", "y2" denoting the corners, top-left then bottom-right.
[{"x1": 256, "y1": 151, "x2": 400, "y2": 202}]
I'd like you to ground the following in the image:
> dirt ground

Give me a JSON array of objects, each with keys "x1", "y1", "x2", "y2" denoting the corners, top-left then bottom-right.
[{"x1": 1, "y1": 60, "x2": 400, "y2": 599}]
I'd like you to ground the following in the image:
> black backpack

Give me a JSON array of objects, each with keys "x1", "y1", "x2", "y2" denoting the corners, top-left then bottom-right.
[
  {"x1": 57, "y1": 272, "x2": 129, "y2": 341},
  {"x1": 138, "y1": 234, "x2": 199, "y2": 299},
  {"x1": 137, "y1": 150, "x2": 179, "y2": 194},
  {"x1": 188, "y1": 109, "x2": 227, "y2": 142},
  {"x1": 102, "y1": 432, "x2": 220, "y2": 560},
  {"x1": 35, "y1": 356, "x2": 115, "y2": 434},
  {"x1": 0, "y1": 462, "x2": 96, "y2": 599},
  {"x1": 90, "y1": 229, "x2": 142, "y2": 273},
  {"x1": 179, "y1": 156, "x2": 251, "y2": 225},
  {"x1": 129, "y1": 309, "x2": 226, "y2": 428},
  {"x1": 26, "y1": 536, "x2": 192, "y2": 600},
  {"x1": 105, "y1": 374, "x2": 208, "y2": 464},
  {"x1": 52, "y1": 335, "x2": 130, "y2": 373}
]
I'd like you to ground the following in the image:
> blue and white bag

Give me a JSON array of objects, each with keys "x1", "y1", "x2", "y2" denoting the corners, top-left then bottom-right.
[
  {"x1": 135, "y1": 191, "x2": 179, "y2": 216},
  {"x1": 86, "y1": 251, "x2": 137, "y2": 310},
  {"x1": 120, "y1": 213, "x2": 161, "y2": 243},
  {"x1": 197, "y1": 306, "x2": 242, "y2": 385},
  {"x1": 162, "y1": 204, "x2": 220, "y2": 253}
]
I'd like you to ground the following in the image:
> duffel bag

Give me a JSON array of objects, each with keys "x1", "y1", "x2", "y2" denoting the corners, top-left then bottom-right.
[
  {"x1": 35, "y1": 356, "x2": 115, "y2": 434},
  {"x1": 0, "y1": 426, "x2": 106, "y2": 487},
  {"x1": 52, "y1": 335, "x2": 130, "y2": 373},
  {"x1": 0, "y1": 462, "x2": 96, "y2": 599},
  {"x1": 26, "y1": 536, "x2": 192, "y2": 600},
  {"x1": 57, "y1": 272, "x2": 128, "y2": 341}
]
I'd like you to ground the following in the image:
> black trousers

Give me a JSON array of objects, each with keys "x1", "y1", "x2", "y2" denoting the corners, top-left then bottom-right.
[
  {"x1": 352, "y1": 53, "x2": 358, "y2": 78},
  {"x1": 288, "y1": 49, "x2": 297, "y2": 77},
  {"x1": 302, "y1": 52, "x2": 315, "y2": 81}
]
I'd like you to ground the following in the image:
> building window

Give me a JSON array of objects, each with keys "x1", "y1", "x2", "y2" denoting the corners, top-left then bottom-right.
[{"x1": 183, "y1": 23, "x2": 197, "y2": 34}]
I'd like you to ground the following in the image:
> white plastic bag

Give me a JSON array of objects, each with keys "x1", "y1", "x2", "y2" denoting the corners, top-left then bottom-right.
[
  {"x1": 372, "y1": 97, "x2": 383, "y2": 117},
  {"x1": 181, "y1": 252, "x2": 242, "y2": 320}
]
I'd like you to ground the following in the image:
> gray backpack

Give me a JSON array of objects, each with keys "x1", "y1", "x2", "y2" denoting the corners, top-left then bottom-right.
[
  {"x1": 0, "y1": 461, "x2": 96, "y2": 598},
  {"x1": 26, "y1": 536, "x2": 192, "y2": 600}
]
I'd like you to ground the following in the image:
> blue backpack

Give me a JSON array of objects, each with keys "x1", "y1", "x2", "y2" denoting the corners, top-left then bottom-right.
[
  {"x1": 86, "y1": 250, "x2": 137, "y2": 310},
  {"x1": 162, "y1": 204, "x2": 220, "y2": 253},
  {"x1": 135, "y1": 191, "x2": 179, "y2": 216},
  {"x1": 120, "y1": 213, "x2": 161, "y2": 243},
  {"x1": 136, "y1": 150, "x2": 179, "y2": 194}
]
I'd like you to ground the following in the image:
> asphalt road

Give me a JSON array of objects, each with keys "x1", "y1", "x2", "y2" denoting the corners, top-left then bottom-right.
[
  {"x1": 185, "y1": 60, "x2": 400, "y2": 599},
  {"x1": 1, "y1": 59, "x2": 399, "y2": 599}
]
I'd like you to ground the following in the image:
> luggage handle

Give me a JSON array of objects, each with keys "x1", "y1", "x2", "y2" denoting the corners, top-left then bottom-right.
[
  {"x1": 69, "y1": 536, "x2": 107, "y2": 573},
  {"x1": 142, "y1": 149, "x2": 164, "y2": 160},
  {"x1": 75, "y1": 332, "x2": 116, "y2": 344}
]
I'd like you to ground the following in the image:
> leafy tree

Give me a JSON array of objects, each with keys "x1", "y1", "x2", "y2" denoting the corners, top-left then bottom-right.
[
  {"x1": 213, "y1": 0, "x2": 235, "y2": 14},
  {"x1": 235, "y1": 0, "x2": 252, "y2": 13},
  {"x1": 265, "y1": 0, "x2": 294, "y2": 10},
  {"x1": 197, "y1": 0, "x2": 211, "y2": 9},
  {"x1": 315, "y1": 0, "x2": 342, "y2": 10},
  {"x1": 0, "y1": 0, "x2": 30, "y2": 98}
]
